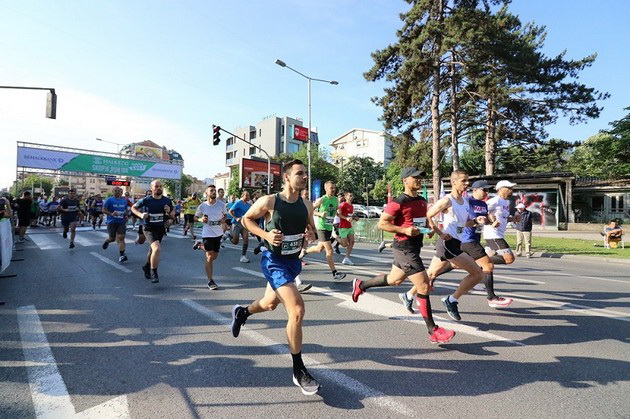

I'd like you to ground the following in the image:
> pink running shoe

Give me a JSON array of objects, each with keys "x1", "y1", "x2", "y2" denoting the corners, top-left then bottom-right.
[
  {"x1": 430, "y1": 326, "x2": 456, "y2": 344},
  {"x1": 351, "y1": 278, "x2": 364, "y2": 303},
  {"x1": 488, "y1": 297, "x2": 513, "y2": 308}
]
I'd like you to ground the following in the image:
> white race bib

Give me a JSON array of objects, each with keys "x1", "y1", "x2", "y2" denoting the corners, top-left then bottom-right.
[
  {"x1": 149, "y1": 213, "x2": 164, "y2": 223},
  {"x1": 280, "y1": 233, "x2": 304, "y2": 255},
  {"x1": 206, "y1": 220, "x2": 221, "y2": 226},
  {"x1": 412, "y1": 217, "x2": 426, "y2": 229},
  {"x1": 325, "y1": 217, "x2": 335, "y2": 226}
]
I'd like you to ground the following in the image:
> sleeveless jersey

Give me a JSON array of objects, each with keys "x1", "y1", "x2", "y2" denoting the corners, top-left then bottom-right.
[
  {"x1": 265, "y1": 193, "x2": 308, "y2": 259},
  {"x1": 442, "y1": 195, "x2": 471, "y2": 240}
]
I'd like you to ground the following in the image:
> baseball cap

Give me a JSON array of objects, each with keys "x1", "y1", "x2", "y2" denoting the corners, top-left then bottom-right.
[
  {"x1": 401, "y1": 167, "x2": 427, "y2": 179},
  {"x1": 495, "y1": 180, "x2": 516, "y2": 190},
  {"x1": 516, "y1": 203, "x2": 525, "y2": 209},
  {"x1": 471, "y1": 180, "x2": 491, "y2": 190}
]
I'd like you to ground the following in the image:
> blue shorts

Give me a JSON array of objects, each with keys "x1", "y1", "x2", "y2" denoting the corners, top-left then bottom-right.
[{"x1": 260, "y1": 250, "x2": 302, "y2": 290}]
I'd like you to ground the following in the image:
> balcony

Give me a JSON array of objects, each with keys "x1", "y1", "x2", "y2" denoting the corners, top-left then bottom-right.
[{"x1": 226, "y1": 158, "x2": 237, "y2": 166}]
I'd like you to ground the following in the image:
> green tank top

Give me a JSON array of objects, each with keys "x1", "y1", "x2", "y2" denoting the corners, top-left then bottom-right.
[
  {"x1": 265, "y1": 193, "x2": 308, "y2": 259},
  {"x1": 316, "y1": 195, "x2": 338, "y2": 231}
]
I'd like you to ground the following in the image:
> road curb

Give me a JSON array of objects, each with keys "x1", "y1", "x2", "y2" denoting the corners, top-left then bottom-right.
[{"x1": 536, "y1": 252, "x2": 630, "y2": 266}]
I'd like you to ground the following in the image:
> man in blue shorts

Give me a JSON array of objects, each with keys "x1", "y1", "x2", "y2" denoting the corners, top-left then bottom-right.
[{"x1": 230, "y1": 159, "x2": 320, "y2": 396}]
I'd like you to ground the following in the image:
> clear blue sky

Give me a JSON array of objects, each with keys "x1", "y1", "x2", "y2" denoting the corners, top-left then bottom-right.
[{"x1": 1, "y1": 0, "x2": 628, "y2": 189}]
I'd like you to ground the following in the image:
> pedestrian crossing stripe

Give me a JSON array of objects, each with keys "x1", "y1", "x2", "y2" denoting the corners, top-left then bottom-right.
[{"x1": 28, "y1": 229, "x2": 189, "y2": 250}]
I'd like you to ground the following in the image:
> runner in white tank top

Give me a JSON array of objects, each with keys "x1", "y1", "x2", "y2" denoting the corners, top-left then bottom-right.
[{"x1": 442, "y1": 195, "x2": 471, "y2": 241}]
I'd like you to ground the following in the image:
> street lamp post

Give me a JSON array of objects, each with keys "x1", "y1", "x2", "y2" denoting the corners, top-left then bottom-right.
[
  {"x1": 275, "y1": 59, "x2": 338, "y2": 197},
  {"x1": 95, "y1": 138, "x2": 125, "y2": 156}
]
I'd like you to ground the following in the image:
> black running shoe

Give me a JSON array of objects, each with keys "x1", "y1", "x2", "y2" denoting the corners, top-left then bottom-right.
[
  {"x1": 399, "y1": 292, "x2": 415, "y2": 314},
  {"x1": 334, "y1": 243, "x2": 341, "y2": 254},
  {"x1": 192, "y1": 241, "x2": 202, "y2": 250},
  {"x1": 151, "y1": 271, "x2": 159, "y2": 283},
  {"x1": 142, "y1": 264, "x2": 151, "y2": 279},
  {"x1": 442, "y1": 296, "x2": 461, "y2": 321},
  {"x1": 102, "y1": 241, "x2": 109, "y2": 250},
  {"x1": 207, "y1": 280, "x2": 219, "y2": 290},
  {"x1": 63, "y1": 231, "x2": 67, "y2": 239},
  {"x1": 118, "y1": 255, "x2": 128, "y2": 263},
  {"x1": 69, "y1": 242, "x2": 75, "y2": 249},
  {"x1": 230, "y1": 305, "x2": 248, "y2": 337},
  {"x1": 253, "y1": 244, "x2": 262, "y2": 255},
  {"x1": 293, "y1": 368, "x2": 320, "y2": 396},
  {"x1": 378, "y1": 240, "x2": 386, "y2": 253}
]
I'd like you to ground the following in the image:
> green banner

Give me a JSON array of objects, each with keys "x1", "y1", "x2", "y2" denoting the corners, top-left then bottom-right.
[{"x1": 61, "y1": 155, "x2": 156, "y2": 177}]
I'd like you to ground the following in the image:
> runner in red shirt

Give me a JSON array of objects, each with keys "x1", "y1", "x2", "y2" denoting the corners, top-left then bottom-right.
[
  {"x1": 350, "y1": 167, "x2": 455, "y2": 344},
  {"x1": 337, "y1": 192, "x2": 357, "y2": 265}
]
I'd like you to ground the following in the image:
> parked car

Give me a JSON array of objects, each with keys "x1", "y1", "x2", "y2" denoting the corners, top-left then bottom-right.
[
  {"x1": 368, "y1": 206, "x2": 384, "y2": 217},
  {"x1": 353, "y1": 204, "x2": 370, "y2": 218}
]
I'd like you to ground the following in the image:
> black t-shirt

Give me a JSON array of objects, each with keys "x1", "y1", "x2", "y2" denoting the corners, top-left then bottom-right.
[
  {"x1": 135, "y1": 196, "x2": 173, "y2": 229},
  {"x1": 60, "y1": 198, "x2": 81, "y2": 221},
  {"x1": 15, "y1": 198, "x2": 32, "y2": 217}
]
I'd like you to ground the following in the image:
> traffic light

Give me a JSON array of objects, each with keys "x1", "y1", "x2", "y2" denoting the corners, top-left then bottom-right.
[
  {"x1": 213, "y1": 125, "x2": 221, "y2": 146},
  {"x1": 46, "y1": 90, "x2": 57, "y2": 119},
  {"x1": 269, "y1": 177, "x2": 274, "y2": 190}
]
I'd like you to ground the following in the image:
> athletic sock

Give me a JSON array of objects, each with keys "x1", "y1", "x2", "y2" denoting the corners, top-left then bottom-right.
[
  {"x1": 331, "y1": 270, "x2": 338, "y2": 277},
  {"x1": 119, "y1": 250, "x2": 125, "y2": 256},
  {"x1": 360, "y1": 274, "x2": 388, "y2": 291},
  {"x1": 406, "y1": 291, "x2": 416, "y2": 300},
  {"x1": 490, "y1": 255, "x2": 506, "y2": 265},
  {"x1": 151, "y1": 268, "x2": 158, "y2": 275},
  {"x1": 291, "y1": 352, "x2": 306, "y2": 376},
  {"x1": 416, "y1": 294, "x2": 437, "y2": 333},
  {"x1": 295, "y1": 276, "x2": 302, "y2": 286},
  {"x1": 143, "y1": 262, "x2": 150, "y2": 269},
  {"x1": 448, "y1": 295, "x2": 458, "y2": 303},
  {"x1": 484, "y1": 272, "x2": 498, "y2": 299},
  {"x1": 242, "y1": 243, "x2": 248, "y2": 256},
  {"x1": 243, "y1": 307, "x2": 251, "y2": 317}
]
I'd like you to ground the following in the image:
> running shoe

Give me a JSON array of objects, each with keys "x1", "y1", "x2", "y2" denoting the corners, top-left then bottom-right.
[
  {"x1": 62, "y1": 231, "x2": 68, "y2": 239},
  {"x1": 351, "y1": 278, "x2": 364, "y2": 302},
  {"x1": 399, "y1": 292, "x2": 415, "y2": 314},
  {"x1": 293, "y1": 369, "x2": 320, "y2": 396},
  {"x1": 118, "y1": 255, "x2": 128, "y2": 263},
  {"x1": 334, "y1": 243, "x2": 341, "y2": 254},
  {"x1": 487, "y1": 296, "x2": 513, "y2": 308},
  {"x1": 442, "y1": 296, "x2": 461, "y2": 321},
  {"x1": 142, "y1": 264, "x2": 151, "y2": 279},
  {"x1": 102, "y1": 241, "x2": 109, "y2": 250},
  {"x1": 239, "y1": 255, "x2": 250, "y2": 263},
  {"x1": 192, "y1": 241, "x2": 202, "y2": 250},
  {"x1": 298, "y1": 249, "x2": 306, "y2": 260},
  {"x1": 69, "y1": 242, "x2": 75, "y2": 249},
  {"x1": 151, "y1": 271, "x2": 159, "y2": 283},
  {"x1": 297, "y1": 283, "x2": 312, "y2": 293},
  {"x1": 484, "y1": 246, "x2": 496, "y2": 257},
  {"x1": 472, "y1": 283, "x2": 486, "y2": 291},
  {"x1": 253, "y1": 244, "x2": 262, "y2": 255},
  {"x1": 230, "y1": 305, "x2": 248, "y2": 337},
  {"x1": 429, "y1": 326, "x2": 456, "y2": 344},
  {"x1": 526, "y1": 253, "x2": 532, "y2": 258},
  {"x1": 207, "y1": 280, "x2": 219, "y2": 290},
  {"x1": 332, "y1": 271, "x2": 346, "y2": 281},
  {"x1": 341, "y1": 257, "x2": 354, "y2": 265},
  {"x1": 378, "y1": 240, "x2": 386, "y2": 253}
]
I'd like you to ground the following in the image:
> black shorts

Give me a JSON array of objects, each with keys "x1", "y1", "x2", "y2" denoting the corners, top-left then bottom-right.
[
  {"x1": 461, "y1": 241, "x2": 488, "y2": 260},
  {"x1": 485, "y1": 238, "x2": 512, "y2": 255},
  {"x1": 18, "y1": 215, "x2": 30, "y2": 227},
  {"x1": 144, "y1": 226, "x2": 165, "y2": 243},
  {"x1": 203, "y1": 237, "x2": 221, "y2": 252},
  {"x1": 392, "y1": 242, "x2": 425, "y2": 275},
  {"x1": 92, "y1": 211, "x2": 103, "y2": 217},
  {"x1": 435, "y1": 237, "x2": 464, "y2": 261},
  {"x1": 184, "y1": 214, "x2": 195, "y2": 223},
  {"x1": 138, "y1": 225, "x2": 144, "y2": 235},
  {"x1": 316, "y1": 229, "x2": 333, "y2": 242},
  {"x1": 107, "y1": 222, "x2": 127, "y2": 239},
  {"x1": 61, "y1": 217, "x2": 78, "y2": 228}
]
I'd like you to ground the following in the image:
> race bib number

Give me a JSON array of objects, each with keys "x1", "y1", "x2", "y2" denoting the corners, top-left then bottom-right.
[
  {"x1": 325, "y1": 217, "x2": 335, "y2": 226},
  {"x1": 206, "y1": 220, "x2": 221, "y2": 226},
  {"x1": 281, "y1": 233, "x2": 304, "y2": 255},
  {"x1": 412, "y1": 217, "x2": 426, "y2": 229},
  {"x1": 67, "y1": 205, "x2": 77, "y2": 211},
  {"x1": 456, "y1": 226, "x2": 464, "y2": 234},
  {"x1": 189, "y1": 206, "x2": 197, "y2": 211},
  {"x1": 149, "y1": 213, "x2": 164, "y2": 223}
]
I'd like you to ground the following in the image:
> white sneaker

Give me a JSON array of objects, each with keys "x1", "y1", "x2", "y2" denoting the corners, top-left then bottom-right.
[
  {"x1": 342, "y1": 257, "x2": 354, "y2": 265},
  {"x1": 473, "y1": 283, "x2": 486, "y2": 291},
  {"x1": 484, "y1": 246, "x2": 496, "y2": 257},
  {"x1": 239, "y1": 256, "x2": 250, "y2": 263}
]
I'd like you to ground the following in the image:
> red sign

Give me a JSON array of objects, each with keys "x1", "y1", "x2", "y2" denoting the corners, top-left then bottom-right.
[
  {"x1": 240, "y1": 158, "x2": 282, "y2": 190},
  {"x1": 293, "y1": 125, "x2": 309, "y2": 142},
  {"x1": 107, "y1": 180, "x2": 131, "y2": 186}
]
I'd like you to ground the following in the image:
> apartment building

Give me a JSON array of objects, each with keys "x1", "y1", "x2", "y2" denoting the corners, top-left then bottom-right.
[
  {"x1": 330, "y1": 128, "x2": 393, "y2": 167},
  {"x1": 224, "y1": 115, "x2": 318, "y2": 167}
]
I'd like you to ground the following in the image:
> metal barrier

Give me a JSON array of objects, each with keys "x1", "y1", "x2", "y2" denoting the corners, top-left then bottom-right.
[
  {"x1": 352, "y1": 218, "x2": 384, "y2": 244},
  {"x1": 0, "y1": 219, "x2": 13, "y2": 274}
]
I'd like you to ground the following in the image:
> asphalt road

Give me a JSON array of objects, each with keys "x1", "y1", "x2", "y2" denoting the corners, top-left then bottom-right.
[{"x1": 1, "y1": 224, "x2": 629, "y2": 418}]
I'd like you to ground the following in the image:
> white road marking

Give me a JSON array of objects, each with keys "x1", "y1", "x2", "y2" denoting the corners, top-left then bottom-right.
[
  {"x1": 17, "y1": 305, "x2": 130, "y2": 418},
  {"x1": 181, "y1": 299, "x2": 415, "y2": 417},
  {"x1": 231, "y1": 267, "x2": 525, "y2": 346},
  {"x1": 90, "y1": 252, "x2": 132, "y2": 273},
  {"x1": 532, "y1": 270, "x2": 629, "y2": 285},
  {"x1": 29, "y1": 234, "x2": 62, "y2": 250}
]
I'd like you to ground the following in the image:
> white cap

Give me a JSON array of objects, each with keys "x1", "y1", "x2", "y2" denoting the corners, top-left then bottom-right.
[
  {"x1": 516, "y1": 203, "x2": 525, "y2": 209},
  {"x1": 496, "y1": 180, "x2": 517, "y2": 190}
]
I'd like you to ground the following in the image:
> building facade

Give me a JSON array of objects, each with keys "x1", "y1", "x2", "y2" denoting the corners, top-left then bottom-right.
[
  {"x1": 224, "y1": 115, "x2": 317, "y2": 167},
  {"x1": 329, "y1": 128, "x2": 393, "y2": 167}
]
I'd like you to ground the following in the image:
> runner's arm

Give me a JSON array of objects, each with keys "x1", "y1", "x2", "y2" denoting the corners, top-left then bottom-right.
[
  {"x1": 312, "y1": 197, "x2": 325, "y2": 217},
  {"x1": 426, "y1": 196, "x2": 452, "y2": 239},
  {"x1": 242, "y1": 195, "x2": 274, "y2": 241},
  {"x1": 303, "y1": 199, "x2": 317, "y2": 242},
  {"x1": 131, "y1": 200, "x2": 145, "y2": 219}
]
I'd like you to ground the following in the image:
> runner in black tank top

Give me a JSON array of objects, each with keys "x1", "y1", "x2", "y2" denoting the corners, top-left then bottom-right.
[{"x1": 230, "y1": 159, "x2": 321, "y2": 396}]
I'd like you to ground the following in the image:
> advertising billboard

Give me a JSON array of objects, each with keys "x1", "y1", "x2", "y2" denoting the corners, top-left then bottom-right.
[
  {"x1": 240, "y1": 158, "x2": 281, "y2": 190},
  {"x1": 17, "y1": 146, "x2": 182, "y2": 179},
  {"x1": 292, "y1": 125, "x2": 309, "y2": 142},
  {"x1": 134, "y1": 145, "x2": 165, "y2": 160}
]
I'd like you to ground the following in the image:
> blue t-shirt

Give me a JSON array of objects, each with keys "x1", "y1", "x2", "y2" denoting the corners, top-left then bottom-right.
[
  {"x1": 230, "y1": 199, "x2": 251, "y2": 219},
  {"x1": 104, "y1": 196, "x2": 129, "y2": 224},
  {"x1": 135, "y1": 196, "x2": 173, "y2": 229},
  {"x1": 461, "y1": 198, "x2": 488, "y2": 243},
  {"x1": 226, "y1": 201, "x2": 236, "y2": 221},
  {"x1": 47, "y1": 201, "x2": 59, "y2": 212}
]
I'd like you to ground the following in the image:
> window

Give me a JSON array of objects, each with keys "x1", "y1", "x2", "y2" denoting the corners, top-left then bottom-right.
[
  {"x1": 259, "y1": 129, "x2": 262, "y2": 137},
  {"x1": 249, "y1": 146, "x2": 256, "y2": 155},
  {"x1": 288, "y1": 142, "x2": 300, "y2": 154},
  {"x1": 250, "y1": 131, "x2": 256, "y2": 140},
  {"x1": 611, "y1": 195, "x2": 624, "y2": 212},
  {"x1": 592, "y1": 196, "x2": 604, "y2": 210},
  {"x1": 281, "y1": 125, "x2": 285, "y2": 136}
]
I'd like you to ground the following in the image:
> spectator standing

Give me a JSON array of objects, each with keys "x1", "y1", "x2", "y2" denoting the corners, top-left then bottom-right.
[
  {"x1": 15, "y1": 191, "x2": 33, "y2": 241},
  {"x1": 515, "y1": 203, "x2": 533, "y2": 257}
]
